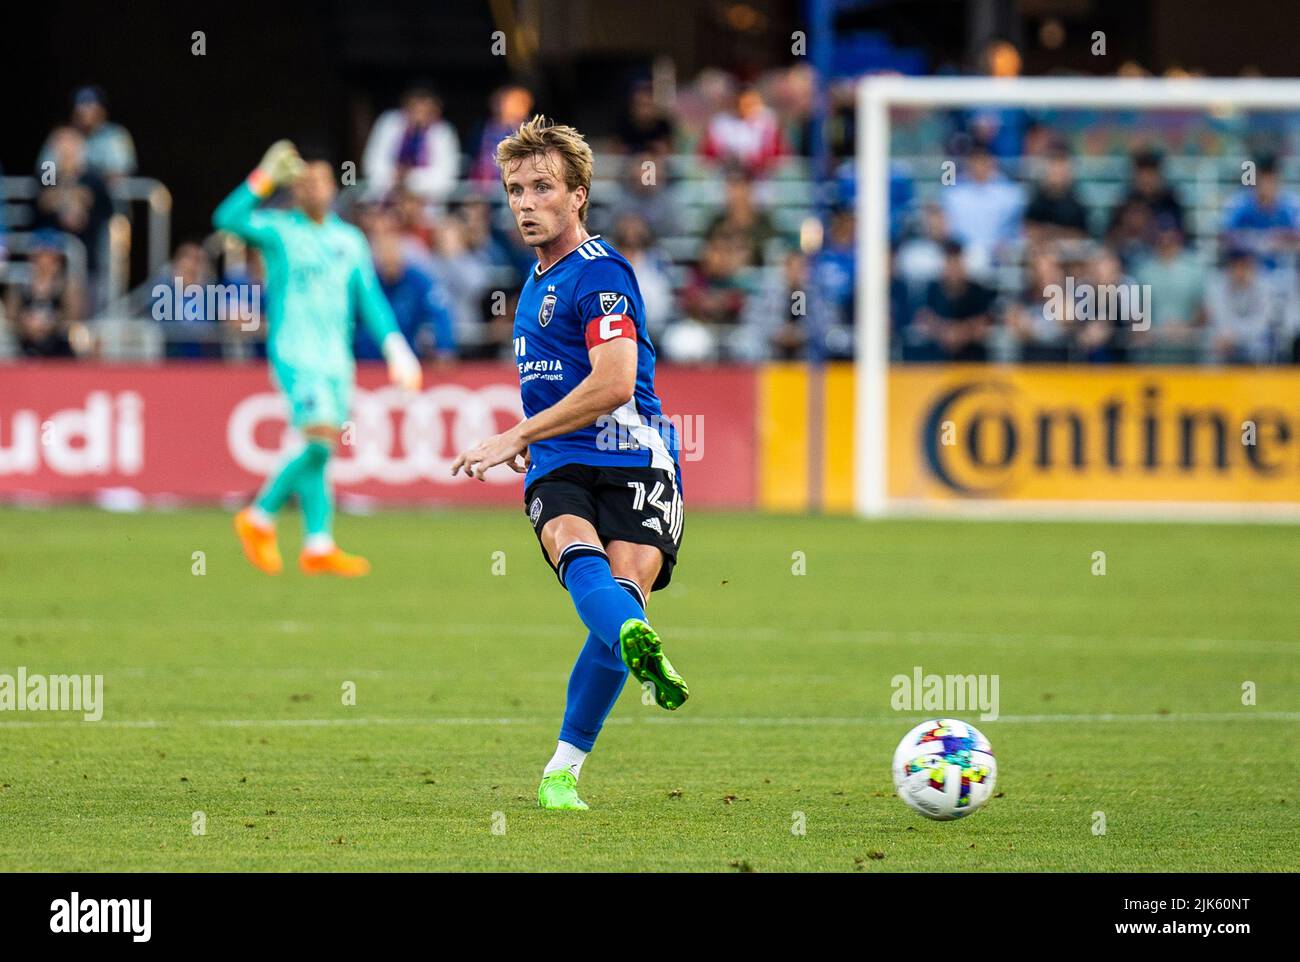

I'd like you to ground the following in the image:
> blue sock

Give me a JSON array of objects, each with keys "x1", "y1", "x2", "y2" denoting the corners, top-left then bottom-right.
[
  {"x1": 559, "y1": 547, "x2": 647, "y2": 656},
  {"x1": 558, "y1": 576, "x2": 643, "y2": 751},
  {"x1": 558, "y1": 632, "x2": 629, "y2": 751}
]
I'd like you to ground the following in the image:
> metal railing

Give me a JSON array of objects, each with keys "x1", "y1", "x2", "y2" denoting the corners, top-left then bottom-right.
[
  {"x1": 1, "y1": 175, "x2": 171, "y2": 309},
  {"x1": 7, "y1": 155, "x2": 839, "y2": 361},
  {"x1": 0, "y1": 231, "x2": 89, "y2": 295}
]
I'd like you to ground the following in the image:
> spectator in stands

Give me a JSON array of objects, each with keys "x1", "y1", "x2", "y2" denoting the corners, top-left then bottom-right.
[
  {"x1": 699, "y1": 85, "x2": 786, "y2": 178},
  {"x1": 669, "y1": 232, "x2": 750, "y2": 362},
  {"x1": 39, "y1": 86, "x2": 137, "y2": 190},
  {"x1": 6, "y1": 232, "x2": 81, "y2": 358},
  {"x1": 672, "y1": 67, "x2": 734, "y2": 154},
  {"x1": 741, "y1": 250, "x2": 811, "y2": 360},
  {"x1": 1205, "y1": 247, "x2": 1277, "y2": 364},
  {"x1": 809, "y1": 207, "x2": 856, "y2": 358},
  {"x1": 427, "y1": 211, "x2": 493, "y2": 358},
  {"x1": 471, "y1": 85, "x2": 534, "y2": 186},
  {"x1": 896, "y1": 203, "x2": 991, "y2": 305},
  {"x1": 353, "y1": 201, "x2": 384, "y2": 240},
  {"x1": 911, "y1": 240, "x2": 997, "y2": 362},
  {"x1": 1130, "y1": 216, "x2": 1204, "y2": 362},
  {"x1": 388, "y1": 188, "x2": 439, "y2": 272},
  {"x1": 939, "y1": 140, "x2": 1024, "y2": 271},
  {"x1": 895, "y1": 203, "x2": 947, "y2": 302},
  {"x1": 1105, "y1": 196, "x2": 1156, "y2": 270},
  {"x1": 356, "y1": 222, "x2": 456, "y2": 365},
  {"x1": 885, "y1": 164, "x2": 916, "y2": 246},
  {"x1": 1024, "y1": 141, "x2": 1090, "y2": 243},
  {"x1": 955, "y1": 39, "x2": 1030, "y2": 160},
  {"x1": 34, "y1": 127, "x2": 114, "y2": 301},
  {"x1": 461, "y1": 197, "x2": 529, "y2": 274},
  {"x1": 1221, "y1": 155, "x2": 1300, "y2": 270},
  {"x1": 683, "y1": 233, "x2": 748, "y2": 326},
  {"x1": 889, "y1": 254, "x2": 914, "y2": 358},
  {"x1": 603, "y1": 153, "x2": 679, "y2": 239},
  {"x1": 362, "y1": 85, "x2": 461, "y2": 205},
  {"x1": 616, "y1": 80, "x2": 674, "y2": 156},
  {"x1": 220, "y1": 246, "x2": 266, "y2": 359},
  {"x1": 150, "y1": 241, "x2": 221, "y2": 359},
  {"x1": 1074, "y1": 248, "x2": 1133, "y2": 363},
  {"x1": 476, "y1": 285, "x2": 522, "y2": 361},
  {"x1": 612, "y1": 213, "x2": 674, "y2": 337},
  {"x1": 1112, "y1": 149, "x2": 1185, "y2": 236},
  {"x1": 770, "y1": 64, "x2": 816, "y2": 158},
  {"x1": 1006, "y1": 247, "x2": 1070, "y2": 361},
  {"x1": 704, "y1": 165, "x2": 779, "y2": 266}
]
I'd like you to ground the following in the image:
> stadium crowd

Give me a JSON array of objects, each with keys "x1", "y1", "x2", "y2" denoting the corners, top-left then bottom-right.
[{"x1": 7, "y1": 42, "x2": 1300, "y2": 366}]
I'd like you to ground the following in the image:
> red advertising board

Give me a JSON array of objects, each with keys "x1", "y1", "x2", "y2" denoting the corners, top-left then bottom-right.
[{"x1": 0, "y1": 363, "x2": 756, "y2": 508}]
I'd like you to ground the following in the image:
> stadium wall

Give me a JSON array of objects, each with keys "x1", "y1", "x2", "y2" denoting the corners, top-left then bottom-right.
[
  {"x1": 0, "y1": 364, "x2": 756, "y2": 509},
  {"x1": 759, "y1": 363, "x2": 1300, "y2": 518},
  {"x1": 6, "y1": 363, "x2": 1299, "y2": 516}
]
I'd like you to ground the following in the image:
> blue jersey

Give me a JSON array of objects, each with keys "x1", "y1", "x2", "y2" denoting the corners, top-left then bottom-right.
[{"x1": 513, "y1": 235, "x2": 679, "y2": 487}]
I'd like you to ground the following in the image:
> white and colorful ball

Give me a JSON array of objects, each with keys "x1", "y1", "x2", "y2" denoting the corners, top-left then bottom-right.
[{"x1": 891, "y1": 719, "x2": 997, "y2": 821}]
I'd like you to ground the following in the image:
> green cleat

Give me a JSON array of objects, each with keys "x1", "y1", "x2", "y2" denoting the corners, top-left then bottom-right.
[
  {"x1": 537, "y1": 770, "x2": 589, "y2": 810},
  {"x1": 619, "y1": 618, "x2": 689, "y2": 710}
]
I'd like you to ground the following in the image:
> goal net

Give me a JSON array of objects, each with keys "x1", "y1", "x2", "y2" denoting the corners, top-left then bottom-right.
[{"x1": 853, "y1": 76, "x2": 1300, "y2": 520}]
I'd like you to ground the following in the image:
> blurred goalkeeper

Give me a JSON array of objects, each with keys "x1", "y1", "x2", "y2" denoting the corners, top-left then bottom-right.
[{"x1": 215, "y1": 141, "x2": 422, "y2": 577}]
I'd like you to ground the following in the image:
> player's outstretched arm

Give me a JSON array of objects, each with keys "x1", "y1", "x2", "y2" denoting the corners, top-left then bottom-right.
[
  {"x1": 212, "y1": 140, "x2": 304, "y2": 244},
  {"x1": 450, "y1": 338, "x2": 637, "y2": 482},
  {"x1": 349, "y1": 241, "x2": 422, "y2": 391}
]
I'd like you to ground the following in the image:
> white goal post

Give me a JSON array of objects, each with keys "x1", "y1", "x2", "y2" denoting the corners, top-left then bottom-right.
[{"x1": 853, "y1": 75, "x2": 1300, "y2": 518}]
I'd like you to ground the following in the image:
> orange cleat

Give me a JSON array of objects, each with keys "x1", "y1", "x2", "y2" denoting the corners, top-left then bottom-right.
[
  {"x1": 234, "y1": 508, "x2": 282, "y2": 575},
  {"x1": 299, "y1": 546, "x2": 371, "y2": 577}
]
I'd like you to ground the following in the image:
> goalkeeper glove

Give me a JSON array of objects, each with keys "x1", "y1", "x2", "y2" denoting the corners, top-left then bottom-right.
[
  {"x1": 382, "y1": 333, "x2": 423, "y2": 392},
  {"x1": 253, "y1": 140, "x2": 305, "y2": 190}
]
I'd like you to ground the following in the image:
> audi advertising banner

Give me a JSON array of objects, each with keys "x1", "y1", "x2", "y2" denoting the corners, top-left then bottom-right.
[{"x1": 0, "y1": 364, "x2": 757, "y2": 508}]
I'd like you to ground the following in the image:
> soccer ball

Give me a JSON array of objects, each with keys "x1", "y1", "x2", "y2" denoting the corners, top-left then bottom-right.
[{"x1": 891, "y1": 719, "x2": 997, "y2": 821}]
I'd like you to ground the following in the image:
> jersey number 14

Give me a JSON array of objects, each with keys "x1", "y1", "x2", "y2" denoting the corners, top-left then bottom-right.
[{"x1": 627, "y1": 480, "x2": 672, "y2": 524}]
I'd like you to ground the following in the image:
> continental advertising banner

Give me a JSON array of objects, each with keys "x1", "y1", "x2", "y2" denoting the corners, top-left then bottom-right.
[{"x1": 888, "y1": 366, "x2": 1300, "y2": 505}]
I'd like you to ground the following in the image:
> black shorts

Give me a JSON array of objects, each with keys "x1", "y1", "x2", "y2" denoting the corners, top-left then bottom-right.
[{"x1": 523, "y1": 463, "x2": 684, "y2": 591}]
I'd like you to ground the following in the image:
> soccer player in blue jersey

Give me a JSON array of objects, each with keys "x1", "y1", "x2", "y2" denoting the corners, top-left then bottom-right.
[{"x1": 451, "y1": 117, "x2": 688, "y2": 811}]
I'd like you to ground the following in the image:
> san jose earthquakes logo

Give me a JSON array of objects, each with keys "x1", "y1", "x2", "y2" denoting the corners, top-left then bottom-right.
[
  {"x1": 529, "y1": 497, "x2": 543, "y2": 526},
  {"x1": 538, "y1": 294, "x2": 557, "y2": 327},
  {"x1": 599, "y1": 292, "x2": 626, "y2": 314}
]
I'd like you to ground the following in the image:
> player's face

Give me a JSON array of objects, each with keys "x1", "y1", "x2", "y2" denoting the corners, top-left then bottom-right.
[
  {"x1": 293, "y1": 162, "x2": 337, "y2": 219},
  {"x1": 503, "y1": 151, "x2": 585, "y2": 248}
]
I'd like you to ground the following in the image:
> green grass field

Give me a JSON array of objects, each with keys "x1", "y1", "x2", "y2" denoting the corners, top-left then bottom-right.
[{"x1": 1, "y1": 506, "x2": 1296, "y2": 872}]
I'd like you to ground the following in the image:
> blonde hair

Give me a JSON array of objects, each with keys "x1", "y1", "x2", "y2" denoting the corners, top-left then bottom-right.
[{"x1": 495, "y1": 115, "x2": 594, "y2": 224}]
